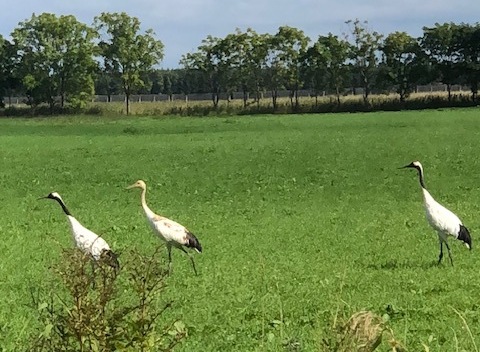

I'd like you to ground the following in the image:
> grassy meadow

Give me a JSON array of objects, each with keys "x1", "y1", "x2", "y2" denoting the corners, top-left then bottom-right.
[{"x1": 1, "y1": 109, "x2": 480, "y2": 350}]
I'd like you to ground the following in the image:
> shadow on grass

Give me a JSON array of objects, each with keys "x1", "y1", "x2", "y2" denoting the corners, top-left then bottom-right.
[{"x1": 366, "y1": 259, "x2": 440, "y2": 270}]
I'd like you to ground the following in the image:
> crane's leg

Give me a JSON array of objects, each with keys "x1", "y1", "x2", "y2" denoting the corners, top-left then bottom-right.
[
  {"x1": 438, "y1": 240, "x2": 444, "y2": 265},
  {"x1": 167, "y1": 244, "x2": 173, "y2": 275},
  {"x1": 445, "y1": 241, "x2": 454, "y2": 266},
  {"x1": 179, "y1": 247, "x2": 198, "y2": 276}
]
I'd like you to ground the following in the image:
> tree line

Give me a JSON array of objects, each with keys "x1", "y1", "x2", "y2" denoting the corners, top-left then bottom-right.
[{"x1": 0, "y1": 13, "x2": 479, "y2": 114}]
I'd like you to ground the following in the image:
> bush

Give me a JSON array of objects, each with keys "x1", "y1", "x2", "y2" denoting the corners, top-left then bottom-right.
[{"x1": 28, "y1": 247, "x2": 186, "y2": 352}]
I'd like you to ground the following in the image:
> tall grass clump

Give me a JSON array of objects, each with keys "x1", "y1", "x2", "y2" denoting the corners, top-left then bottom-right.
[{"x1": 28, "y1": 247, "x2": 186, "y2": 352}]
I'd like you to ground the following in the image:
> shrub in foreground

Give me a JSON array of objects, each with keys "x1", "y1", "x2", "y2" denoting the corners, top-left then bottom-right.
[{"x1": 28, "y1": 247, "x2": 186, "y2": 352}]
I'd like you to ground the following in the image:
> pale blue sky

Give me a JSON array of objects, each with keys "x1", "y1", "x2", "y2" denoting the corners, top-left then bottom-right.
[{"x1": 1, "y1": 0, "x2": 479, "y2": 68}]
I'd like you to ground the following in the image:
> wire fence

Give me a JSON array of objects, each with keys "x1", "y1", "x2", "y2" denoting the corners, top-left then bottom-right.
[{"x1": 2, "y1": 84, "x2": 470, "y2": 105}]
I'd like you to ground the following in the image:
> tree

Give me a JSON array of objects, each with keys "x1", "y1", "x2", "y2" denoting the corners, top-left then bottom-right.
[
  {"x1": 457, "y1": 23, "x2": 480, "y2": 101},
  {"x1": 345, "y1": 19, "x2": 383, "y2": 104},
  {"x1": 421, "y1": 23, "x2": 462, "y2": 101},
  {"x1": 94, "y1": 12, "x2": 164, "y2": 114},
  {"x1": 382, "y1": 32, "x2": 422, "y2": 102},
  {"x1": 220, "y1": 28, "x2": 269, "y2": 108},
  {"x1": 95, "y1": 60, "x2": 122, "y2": 102},
  {"x1": 0, "y1": 36, "x2": 20, "y2": 107},
  {"x1": 162, "y1": 71, "x2": 174, "y2": 100},
  {"x1": 304, "y1": 34, "x2": 351, "y2": 105},
  {"x1": 148, "y1": 70, "x2": 164, "y2": 95},
  {"x1": 0, "y1": 35, "x2": 6, "y2": 107},
  {"x1": 177, "y1": 67, "x2": 208, "y2": 100},
  {"x1": 180, "y1": 35, "x2": 226, "y2": 108},
  {"x1": 271, "y1": 26, "x2": 310, "y2": 110},
  {"x1": 12, "y1": 13, "x2": 96, "y2": 109}
]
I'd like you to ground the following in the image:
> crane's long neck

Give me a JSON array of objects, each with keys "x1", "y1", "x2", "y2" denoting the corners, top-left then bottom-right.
[
  {"x1": 416, "y1": 166, "x2": 426, "y2": 189},
  {"x1": 415, "y1": 165, "x2": 435, "y2": 205},
  {"x1": 54, "y1": 197, "x2": 72, "y2": 216},
  {"x1": 140, "y1": 187, "x2": 155, "y2": 218}
]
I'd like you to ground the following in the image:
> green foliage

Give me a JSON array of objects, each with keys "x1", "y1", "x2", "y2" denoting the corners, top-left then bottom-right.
[
  {"x1": 2, "y1": 15, "x2": 480, "y2": 108},
  {"x1": 0, "y1": 36, "x2": 20, "y2": 107},
  {"x1": 455, "y1": 23, "x2": 480, "y2": 101},
  {"x1": 180, "y1": 35, "x2": 225, "y2": 107},
  {"x1": 219, "y1": 28, "x2": 269, "y2": 107},
  {"x1": 94, "y1": 12, "x2": 164, "y2": 114},
  {"x1": 11, "y1": 13, "x2": 96, "y2": 109},
  {"x1": 303, "y1": 34, "x2": 351, "y2": 105},
  {"x1": 421, "y1": 22, "x2": 462, "y2": 100},
  {"x1": 382, "y1": 32, "x2": 424, "y2": 101},
  {"x1": 29, "y1": 248, "x2": 185, "y2": 351},
  {"x1": 271, "y1": 26, "x2": 310, "y2": 110},
  {"x1": 345, "y1": 19, "x2": 384, "y2": 103}
]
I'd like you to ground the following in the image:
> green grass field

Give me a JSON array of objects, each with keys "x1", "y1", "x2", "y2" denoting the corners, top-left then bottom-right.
[{"x1": 1, "y1": 109, "x2": 480, "y2": 351}]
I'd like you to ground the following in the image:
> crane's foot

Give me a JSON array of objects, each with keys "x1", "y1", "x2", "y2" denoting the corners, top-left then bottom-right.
[
  {"x1": 448, "y1": 254, "x2": 454, "y2": 267},
  {"x1": 190, "y1": 257, "x2": 198, "y2": 276}
]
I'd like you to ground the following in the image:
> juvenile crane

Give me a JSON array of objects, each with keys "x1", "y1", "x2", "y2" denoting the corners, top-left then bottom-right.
[
  {"x1": 401, "y1": 161, "x2": 472, "y2": 265},
  {"x1": 40, "y1": 192, "x2": 119, "y2": 270},
  {"x1": 127, "y1": 180, "x2": 202, "y2": 275}
]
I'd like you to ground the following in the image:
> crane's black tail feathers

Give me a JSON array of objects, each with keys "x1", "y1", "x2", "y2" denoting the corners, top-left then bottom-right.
[
  {"x1": 458, "y1": 225, "x2": 472, "y2": 250},
  {"x1": 102, "y1": 249, "x2": 120, "y2": 272},
  {"x1": 186, "y1": 231, "x2": 202, "y2": 253}
]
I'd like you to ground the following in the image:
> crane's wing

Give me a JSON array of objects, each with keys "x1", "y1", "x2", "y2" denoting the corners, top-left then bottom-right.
[
  {"x1": 425, "y1": 200, "x2": 462, "y2": 236},
  {"x1": 75, "y1": 226, "x2": 111, "y2": 259},
  {"x1": 151, "y1": 216, "x2": 190, "y2": 243},
  {"x1": 151, "y1": 216, "x2": 202, "y2": 252}
]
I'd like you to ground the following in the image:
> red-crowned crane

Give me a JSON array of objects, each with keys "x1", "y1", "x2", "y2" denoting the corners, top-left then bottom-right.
[
  {"x1": 40, "y1": 192, "x2": 119, "y2": 270},
  {"x1": 401, "y1": 161, "x2": 472, "y2": 265},
  {"x1": 127, "y1": 180, "x2": 202, "y2": 275}
]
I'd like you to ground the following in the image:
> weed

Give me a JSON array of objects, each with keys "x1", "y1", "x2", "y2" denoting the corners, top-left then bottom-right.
[{"x1": 28, "y1": 247, "x2": 185, "y2": 352}]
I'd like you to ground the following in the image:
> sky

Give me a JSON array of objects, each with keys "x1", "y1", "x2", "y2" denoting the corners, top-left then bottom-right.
[{"x1": 1, "y1": 0, "x2": 479, "y2": 68}]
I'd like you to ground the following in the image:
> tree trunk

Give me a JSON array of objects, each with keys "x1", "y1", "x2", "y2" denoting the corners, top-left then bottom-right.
[
  {"x1": 271, "y1": 89, "x2": 278, "y2": 110},
  {"x1": 242, "y1": 84, "x2": 248, "y2": 108},
  {"x1": 211, "y1": 93, "x2": 218, "y2": 108},
  {"x1": 295, "y1": 89, "x2": 299, "y2": 110},
  {"x1": 471, "y1": 81, "x2": 478, "y2": 102},
  {"x1": 125, "y1": 92, "x2": 130, "y2": 115},
  {"x1": 272, "y1": 89, "x2": 278, "y2": 111},
  {"x1": 363, "y1": 84, "x2": 369, "y2": 103}
]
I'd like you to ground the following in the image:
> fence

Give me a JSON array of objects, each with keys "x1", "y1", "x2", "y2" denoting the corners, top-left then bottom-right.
[{"x1": 2, "y1": 84, "x2": 470, "y2": 106}]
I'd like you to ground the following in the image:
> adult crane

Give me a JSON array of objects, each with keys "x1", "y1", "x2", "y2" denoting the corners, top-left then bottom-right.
[
  {"x1": 40, "y1": 192, "x2": 119, "y2": 270},
  {"x1": 401, "y1": 161, "x2": 472, "y2": 265}
]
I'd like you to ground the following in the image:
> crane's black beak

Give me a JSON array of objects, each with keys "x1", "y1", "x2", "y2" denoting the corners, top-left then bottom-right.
[
  {"x1": 399, "y1": 162, "x2": 415, "y2": 169},
  {"x1": 38, "y1": 193, "x2": 55, "y2": 200}
]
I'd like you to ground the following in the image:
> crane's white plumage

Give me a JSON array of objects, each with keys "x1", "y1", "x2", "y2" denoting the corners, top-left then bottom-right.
[
  {"x1": 41, "y1": 192, "x2": 119, "y2": 270},
  {"x1": 402, "y1": 161, "x2": 472, "y2": 265},
  {"x1": 127, "y1": 180, "x2": 202, "y2": 275}
]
